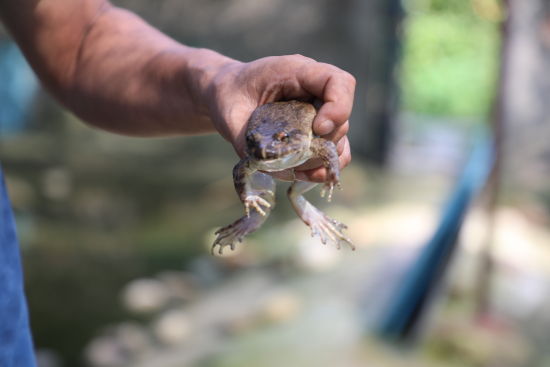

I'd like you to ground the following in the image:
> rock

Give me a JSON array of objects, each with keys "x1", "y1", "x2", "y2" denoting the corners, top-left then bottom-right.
[
  {"x1": 84, "y1": 336, "x2": 128, "y2": 367},
  {"x1": 35, "y1": 349, "x2": 62, "y2": 367},
  {"x1": 156, "y1": 271, "x2": 198, "y2": 301},
  {"x1": 41, "y1": 167, "x2": 72, "y2": 200},
  {"x1": 113, "y1": 322, "x2": 152, "y2": 358},
  {"x1": 260, "y1": 290, "x2": 302, "y2": 324},
  {"x1": 121, "y1": 278, "x2": 170, "y2": 314},
  {"x1": 152, "y1": 309, "x2": 192, "y2": 346}
]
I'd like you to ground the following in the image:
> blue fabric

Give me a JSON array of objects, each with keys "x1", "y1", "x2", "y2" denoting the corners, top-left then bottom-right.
[
  {"x1": 0, "y1": 167, "x2": 36, "y2": 366},
  {"x1": 0, "y1": 42, "x2": 39, "y2": 134}
]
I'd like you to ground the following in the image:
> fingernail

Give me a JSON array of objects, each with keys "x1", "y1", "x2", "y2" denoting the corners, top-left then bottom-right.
[
  {"x1": 316, "y1": 120, "x2": 334, "y2": 136},
  {"x1": 337, "y1": 138, "x2": 345, "y2": 153}
]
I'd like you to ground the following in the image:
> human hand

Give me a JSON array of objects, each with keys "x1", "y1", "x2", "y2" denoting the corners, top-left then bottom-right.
[{"x1": 206, "y1": 55, "x2": 355, "y2": 182}]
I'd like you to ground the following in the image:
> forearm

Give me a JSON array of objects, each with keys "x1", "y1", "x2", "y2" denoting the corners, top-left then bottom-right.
[
  {"x1": 1, "y1": 0, "x2": 355, "y2": 181},
  {"x1": 0, "y1": 0, "x2": 237, "y2": 136}
]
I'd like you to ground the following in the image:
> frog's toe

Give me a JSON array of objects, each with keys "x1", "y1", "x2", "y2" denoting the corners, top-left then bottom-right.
[
  {"x1": 244, "y1": 195, "x2": 271, "y2": 216},
  {"x1": 320, "y1": 183, "x2": 335, "y2": 202},
  {"x1": 212, "y1": 211, "x2": 269, "y2": 255},
  {"x1": 212, "y1": 223, "x2": 246, "y2": 255},
  {"x1": 320, "y1": 180, "x2": 341, "y2": 202},
  {"x1": 308, "y1": 211, "x2": 354, "y2": 251}
]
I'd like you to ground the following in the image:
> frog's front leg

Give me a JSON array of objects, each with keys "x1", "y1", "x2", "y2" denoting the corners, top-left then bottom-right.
[
  {"x1": 287, "y1": 181, "x2": 354, "y2": 250},
  {"x1": 311, "y1": 137, "x2": 340, "y2": 202},
  {"x1": 232, "y1": 157, "x2": 274, "y2": 216},
  {"x1": 212, "y1": 159, "x2": 275, "y2": 255}
]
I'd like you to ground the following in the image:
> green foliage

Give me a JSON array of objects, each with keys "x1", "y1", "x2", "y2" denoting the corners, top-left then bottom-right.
[
  {"x1": 401, "y1": 3, "x2": 500, "y2": 118},
  {"x1": 427, "y1": 0, "x2": 472, "y2": 13},
  {"x1": 404, "y1": 0, "x2": 478, "y2": 15}
]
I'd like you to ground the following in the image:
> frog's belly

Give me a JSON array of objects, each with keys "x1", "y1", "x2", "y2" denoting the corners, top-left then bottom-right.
[{"x1": 255, "y1": 151, "x2": 312, "y2": 172}]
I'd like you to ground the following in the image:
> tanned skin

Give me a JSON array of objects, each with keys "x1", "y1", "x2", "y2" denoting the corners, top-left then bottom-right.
[{"x1": 0, "y1": 0, "x2": 355, "y2": 182}]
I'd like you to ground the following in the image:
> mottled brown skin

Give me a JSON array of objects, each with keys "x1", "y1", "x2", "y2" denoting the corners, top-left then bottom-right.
[
  {"x1": 246, "y1": 101, "x2": 315, "y2": 161},
  {"x1": 212, "y1": 100, "x2": 354, "y2": 255}
]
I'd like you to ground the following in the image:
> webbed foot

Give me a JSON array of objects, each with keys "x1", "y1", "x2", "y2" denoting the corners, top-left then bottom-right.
[
  {"x1": 212, "y1": 205, "x2": 273, "y2": 255},
  {"x1": 288, "y1": 181, "x2": 354, "y2": 250},
  {"x1": 306, "y1": 205, "x2": 355, "y2": 250},
  {"x1": 212, "y1": 217, "x2": 249, "y2": 255}
]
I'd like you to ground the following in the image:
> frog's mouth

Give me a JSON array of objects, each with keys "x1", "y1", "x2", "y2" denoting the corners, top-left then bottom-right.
[
  {"x1": 257, "y1": 155, "x2": 302, "y2": 171},
  {"x1": 248, "y1": 145, "x2": 295, "y2": 161},
  {"x1": 251, "y1": 148, "x2": 312, "y2": 172}
]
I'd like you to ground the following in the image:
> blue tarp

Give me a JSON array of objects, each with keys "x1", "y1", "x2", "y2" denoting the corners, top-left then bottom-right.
[{"x1": 0, "y1": 42, "x2": 39, "y2": 135}]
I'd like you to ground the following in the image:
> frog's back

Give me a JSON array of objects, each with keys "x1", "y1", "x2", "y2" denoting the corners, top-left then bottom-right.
[{"x1": 247, "y1": 100, "x2": 316, "y2": 133}]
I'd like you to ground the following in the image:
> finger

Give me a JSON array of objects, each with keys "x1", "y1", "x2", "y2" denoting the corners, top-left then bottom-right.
[
  {"x1": 251, "y1": 55, "x2": 315, "y2": 103},
  {"x1": 296, "y1": 63, "x2": 355, "y2": 136},
  {"x1": 339, "y1": 136, "x2": 352, "y2": 169},
  {"x1": 336, "y1": 136, "x2": 346, "y2": 155},
  {"x1": 323, "y1": 120, "x2": 349, "y2": 144}
]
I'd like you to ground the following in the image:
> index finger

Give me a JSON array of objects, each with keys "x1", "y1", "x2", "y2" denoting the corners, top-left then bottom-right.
[{"x1": 297, "y1": 62, "x2": 356, "y2": 136}]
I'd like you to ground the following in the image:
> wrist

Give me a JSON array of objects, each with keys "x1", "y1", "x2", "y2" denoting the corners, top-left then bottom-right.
[{"x1": 183, "y1": 48, "x2": 241, "y2": 126}]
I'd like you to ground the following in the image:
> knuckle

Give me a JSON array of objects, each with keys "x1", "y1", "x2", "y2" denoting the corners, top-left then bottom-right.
[
  {"x1": 339, "y1": 71, "x2": 356, "y2": 92},
  {"x1": 320, "y1": 64, "x2": 355, "y2": 84},
  {"x1": 344, "y1": 72, "x2": 357, "y2": 87},
  {"x1": 332, "y1": 109, "x2": 351, "y2": 124},
  {"x1": 286, "y1": 54, "x2": 315, "y2": 64},
  {"x1": 318, "y1": 62, "x2": 340, "y2": 75},
  {"x1": 339, "y1": 122, "x2": 350, "y2": 135}
]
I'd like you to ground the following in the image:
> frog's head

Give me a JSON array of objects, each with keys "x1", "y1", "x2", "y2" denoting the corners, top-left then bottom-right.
[{"x1": 245, "y1": 120, "x2": 310, "y2": 163}]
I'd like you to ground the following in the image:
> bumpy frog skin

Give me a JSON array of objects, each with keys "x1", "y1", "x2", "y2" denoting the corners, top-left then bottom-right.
[{"x1": 212, "y1": 100, "x2": 354, "y2": 254}]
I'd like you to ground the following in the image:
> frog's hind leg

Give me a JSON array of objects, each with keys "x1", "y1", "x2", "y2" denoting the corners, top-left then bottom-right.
[
  {"x1": 212, "y1": 172, "x2": 275, "y2": 255},
  {"x1": 287, "y1": 181, "x2": 354, "y2": 250}
]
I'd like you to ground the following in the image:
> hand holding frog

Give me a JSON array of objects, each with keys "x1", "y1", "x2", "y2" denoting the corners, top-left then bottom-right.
[{"x1": 206, "y1": 54, "x2": 356, "y2": 183}]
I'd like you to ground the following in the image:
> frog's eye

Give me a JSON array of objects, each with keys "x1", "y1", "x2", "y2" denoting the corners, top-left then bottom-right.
[{"x1": 274, "y1": 132, "x2": 289, "y2": 142}]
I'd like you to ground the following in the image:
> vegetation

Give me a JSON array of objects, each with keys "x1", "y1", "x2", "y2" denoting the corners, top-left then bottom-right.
[{"x1": 401, "y1": 0, "x2": 501, "y2": 118}]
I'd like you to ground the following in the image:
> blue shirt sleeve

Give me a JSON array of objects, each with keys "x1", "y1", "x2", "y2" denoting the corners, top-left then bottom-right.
[{"x1": 0, "y1": 167, "x2": 36, "y2": 367}]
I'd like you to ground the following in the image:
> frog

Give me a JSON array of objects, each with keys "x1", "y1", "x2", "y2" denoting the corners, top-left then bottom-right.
[{"x1": 212, "y1": 100, "x2": 354, "y2": 255}]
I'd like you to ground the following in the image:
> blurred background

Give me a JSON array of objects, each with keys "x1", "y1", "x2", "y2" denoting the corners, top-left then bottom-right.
[{"x1": 1, "y1": 0, "x2": 550, "y2": 366}]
